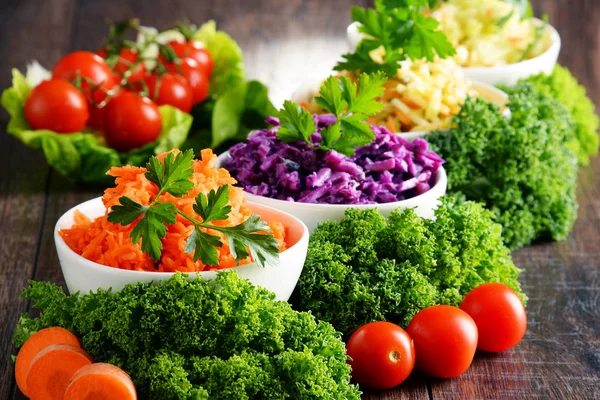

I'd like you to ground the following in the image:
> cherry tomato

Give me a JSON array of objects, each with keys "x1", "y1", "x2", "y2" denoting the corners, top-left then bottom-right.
[
  {"x1": 97, "y1": 47, "x2": 146, "y2": 83},
  {"x1": 167, "y1": 41, "x2": 214, "y2": 77},
  {"x1": 406, "y1": 305, "x2": 478, "y2": 379},
  {"x1": 460, "y1": 283, "x2": 527, "y2": 353},
  {"x1": 24, "y1": 79, "x2": 89, "y2": 133},
  {"x1": 166, "y1": 58, "x2": 209, "y2": 104},
  {"x1": 346, "y1": 322, "x2": 415, "y2": 390},
  {"x1": 95, "y1": 48, "x2": 108, "y2": 59},
  {"x1": 145, "y1": 73, "x2": 193, "y2": 113},
  {"x1": 102, "y1": 91, "x2": 162, "y2": 152},
  {"x1": 52, "y1": 51, "x2": 117, "y2": 103},
  {"x1": 87, "y1": 104, "x2": 107, "y2": 132}
]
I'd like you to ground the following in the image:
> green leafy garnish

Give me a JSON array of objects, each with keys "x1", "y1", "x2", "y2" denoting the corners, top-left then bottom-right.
[
  {"x1": 335, "y1": 1, "x2": 455, "y2": 76},
  {"x1": 276, "y1": 72, "x2": 386, "y2": 157},
  {"x1": 276, "y1": 101, "x2": 316, "y2": 146},
  {"x1": 108, "y1": 150, "x2": 279, "y2": 267}
]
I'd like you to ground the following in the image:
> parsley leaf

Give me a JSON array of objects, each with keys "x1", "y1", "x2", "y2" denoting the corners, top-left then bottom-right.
[
  {"x1": 107, "y1": 196, "x2": 148, "y2": 225},
  {"x1": 335, "y1": 2, "x2": 455, "y2": 77},
  {"x1": 277, "y1": 100, "x2": 316, "y2": 144},
  {"x1": 130, "y1": 202, "x2": 178, "y2": 261},
  {"x1": 193, "y1": 186, "x2": 232, "y2": 223},
  {"x1": 145, "y1": 149, "x2": 195, "y2": 197},
  {"x1": 405, "y1": 12, "x2": 456, "y2": 61},
  {"x1": 218, "y1": 214, "x2": 280, "y2": 269},
  {"x1": 185, "y1": 228, "x2": 222, "y2": 265},
  {"x1": 346, "y1": 72, "x2": 387, "y2": 114},
  {"x1": 277, "y1": 72, "x2": 386, "y2": 157},
  {"x1": 314, "y1": 77, "x2": 348, "y2": 116}
]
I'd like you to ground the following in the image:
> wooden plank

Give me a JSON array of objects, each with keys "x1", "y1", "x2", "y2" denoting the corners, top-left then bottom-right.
[
  {"x1": 6, "y1": 0, "x2": 600, "y2": 399},
  {"x1": 0, "y1": 1, "x2": 77, "y2": 398},
  {"x1": 430, "y1": 1, "x2": 600, "y2": 398}
]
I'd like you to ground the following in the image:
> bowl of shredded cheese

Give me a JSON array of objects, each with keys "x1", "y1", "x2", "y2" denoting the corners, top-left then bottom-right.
[
  {"x1": 347, "y1": 0, "x2": 561, "y2": 87},
  {"x1": 294, "y1": 59, "x2": 509, "y2": 138}
]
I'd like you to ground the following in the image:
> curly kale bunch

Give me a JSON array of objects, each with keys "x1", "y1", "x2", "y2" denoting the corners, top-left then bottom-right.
[
  {"x1": 513, "y1": 65, "x2": 599, "y2": 165},
  {"x1": 13, "y1": 272, "x2": 360, "y2": 400},
  {"x1": 428, "y1": 82, "x2": 578, "y2": 250},
  {"x1": 290, "y1": 198, "x2": 525, "y2": 336}
]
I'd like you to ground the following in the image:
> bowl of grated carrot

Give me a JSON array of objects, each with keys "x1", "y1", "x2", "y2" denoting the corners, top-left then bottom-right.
[{"x1": 54, "y1": 149, "x2": 309, "y2": 301}]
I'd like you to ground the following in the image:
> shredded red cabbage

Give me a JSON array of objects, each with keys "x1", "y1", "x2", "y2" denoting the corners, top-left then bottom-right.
[{"x1": 223, "y1": 115, "x2": 444, "y2": 204}]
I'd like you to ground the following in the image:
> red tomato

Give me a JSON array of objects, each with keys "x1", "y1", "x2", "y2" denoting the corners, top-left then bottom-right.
[
  {"x1": 346, "y1": 322, "x2": 415, "y2": 390},
  {"x1": 87, "y1": 105, "x2": 107, "y2": 132},
  {"x1": 115, "y1": 48, "x2": 146, "y2": 83},
  {"x1": 167, "y1": 41, "x2": 214, "y2": 76},
  {"x1": 52, "y1": 51, "x2": 118, "y2": 103},
  {"x1": 102, "y1": 92, "x2": 162, "y2": 152},
  {"x1": 145, "y1": 73, "x2": 193, "y2": 113},
  {"x1": 406, "y1": 305, "x2": 478, "y2": 379},
  {"x1": 166, "y1": 58, "x2": 209, "y2": 104},
  {"x1": 95, "y1": 48, "x2": 108, "y2": 59},
  {"x1": 460, "y1": 283, "x2": 527, "y2": 353},
  {"x1": 24, "y1": 79, "x2": 89, "y2": 133},
  {"x1": 97, "y1": 47, "x2": 146, "y2": 83}
]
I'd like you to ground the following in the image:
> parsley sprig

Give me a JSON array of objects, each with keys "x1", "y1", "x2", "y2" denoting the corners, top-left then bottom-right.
[
  {"x1": 107, "y1": 150, "x2": 280, "y2": 268},
  {"x1": 335, "y1": 0, "x2": 455, "y2": 77},
  {"x1": 277, "y1": 72, "x2": 386, "y2": 157}
]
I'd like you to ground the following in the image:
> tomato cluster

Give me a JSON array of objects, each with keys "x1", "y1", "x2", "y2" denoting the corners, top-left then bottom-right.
[
  {"x1": 23, "y1": 40, "x2": 213, "y2": 152},
  {"x1": 346, "y1": 283, "x2": 527, "y2": 390}
]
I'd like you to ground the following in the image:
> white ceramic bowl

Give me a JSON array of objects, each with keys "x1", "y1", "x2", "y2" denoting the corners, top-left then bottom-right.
[
  {"x1": 54, "y1": 198, "x2": 309, "y2": 301},
  {"x1": 217, "y1": 152, "x2": 447, "y2": 232},
  {"x1": 347, "y1": 19, "x2": 561, "y2": 87},
  {"x1": 291, "y1": 78, "x2": 509, "y2": 140}
]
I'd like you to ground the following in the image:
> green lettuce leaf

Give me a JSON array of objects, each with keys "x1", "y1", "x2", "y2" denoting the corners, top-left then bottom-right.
[
  {"x1": 185, "y1": 80, "x2": 276, "y2": 152},
  {"x1": 192, "y1": 21, "x2": 245, "y2": 98},
  {"x1": 182, "y1": 21, "x2": 275, "y2": 153},
  {"x1": 1, "y1": 69, "x2": 193, "y2": 184}
]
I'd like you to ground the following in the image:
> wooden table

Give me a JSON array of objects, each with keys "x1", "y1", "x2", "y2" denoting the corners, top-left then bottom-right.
[{"x1": 1, "y1": 1, "x2": 598, "y2": 399}]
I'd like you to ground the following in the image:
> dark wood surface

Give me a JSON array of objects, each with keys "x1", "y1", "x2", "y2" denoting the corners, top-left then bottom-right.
[{"x1": 1, "y1": 1, "x2": 598, "y2": 399}]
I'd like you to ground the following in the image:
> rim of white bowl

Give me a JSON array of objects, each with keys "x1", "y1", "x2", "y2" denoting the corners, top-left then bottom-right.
[
  {"x1": 54, "y1": 198, "x2": 309, "y2": 277},
  {"x1": 347, "y1": 18, "x2": 560, "y2": 72},
  {"x1": 217, "y1": 151, "x2": 447, "y2": 209}
]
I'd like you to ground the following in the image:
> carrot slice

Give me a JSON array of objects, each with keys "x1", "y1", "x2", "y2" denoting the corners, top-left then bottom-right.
[
  {"x1": 64, "y1": 363, "x2": 137, "y2": 400},
  {"x1": 15, "y1": 327, "x2": 81, "y2": 397},
  {"x1": 26, "y1": 343, "x2": 92, "y2": 400}
]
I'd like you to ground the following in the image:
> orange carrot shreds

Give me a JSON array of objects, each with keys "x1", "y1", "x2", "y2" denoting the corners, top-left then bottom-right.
[
  {"x1": 26, "y1": 343, "x2": 92, "y2": 400},
  {"x1": 64, "y1": 363, "x2": 137, "y2": 400},
  {"x1": 384, "y1": 87, "x2": 401, "y2": 99},
  {"x1": 15, "y1": 327, "x2": 82, "y2": 397},
  {"x1": 386, "y1": 117, "x2": 398, "y2": 133},
  {"x1": 394, "y1": 109, "x2": 412, "y2": 126},
  {"x1": 401, "y1": 96, "x2": 422, "y2": 110},
  {"x1": 60, "y1": 149, "x2": 287, "y2": 272}
]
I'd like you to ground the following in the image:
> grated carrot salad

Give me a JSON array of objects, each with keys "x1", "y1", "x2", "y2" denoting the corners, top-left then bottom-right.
[{"x1": 59, "y1": 149, "x2": 287, "y2": 272}]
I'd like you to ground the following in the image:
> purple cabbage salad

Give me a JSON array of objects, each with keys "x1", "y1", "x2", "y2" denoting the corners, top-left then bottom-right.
[{"x1": 223, "y1": 114, "x2": 444, "y2": 205}]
